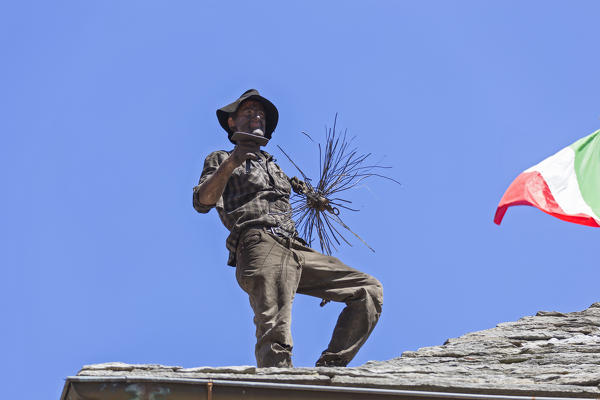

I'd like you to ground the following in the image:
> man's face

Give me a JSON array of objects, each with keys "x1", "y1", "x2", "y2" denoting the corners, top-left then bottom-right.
[{"x1": 228, "y1": 100, "x2": 266, "y2": 135}]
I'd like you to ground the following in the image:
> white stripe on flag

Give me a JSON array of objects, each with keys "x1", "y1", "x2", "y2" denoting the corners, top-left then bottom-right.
[{"x1": 525, "y1": 147, "x2": 600, "y2": 221}]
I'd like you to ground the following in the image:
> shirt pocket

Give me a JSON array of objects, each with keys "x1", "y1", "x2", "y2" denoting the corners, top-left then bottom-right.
[
  {"x1": 224, "y1": 166, "x2": 269, "y2": 211},
  {"x1": 273, "y1": 170, "x2": 291, "y2": 194}
]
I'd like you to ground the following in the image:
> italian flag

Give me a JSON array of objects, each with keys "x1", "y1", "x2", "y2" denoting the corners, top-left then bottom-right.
[{"x1": 494, "y1": 130, "x2": 600, "y2": 227}]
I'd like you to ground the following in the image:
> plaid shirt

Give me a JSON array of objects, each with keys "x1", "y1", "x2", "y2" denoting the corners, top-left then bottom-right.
[{"x1": 193, "y1": 149, "x2": 297, "y2": 266}]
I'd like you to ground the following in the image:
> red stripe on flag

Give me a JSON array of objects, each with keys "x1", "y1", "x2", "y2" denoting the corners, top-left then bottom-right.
[{"x1": 494, "y1": 171, "x2": 600, "y2": 227}]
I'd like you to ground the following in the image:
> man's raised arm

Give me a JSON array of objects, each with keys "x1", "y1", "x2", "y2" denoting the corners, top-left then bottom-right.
[{"x1": 193, "y1": 141, "x2": 259, "y2": 209}]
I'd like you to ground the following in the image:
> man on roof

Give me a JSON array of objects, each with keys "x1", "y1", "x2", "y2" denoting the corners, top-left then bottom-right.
[{"x1": 193, "y1": 89, "x2": 383, "y2": 368}]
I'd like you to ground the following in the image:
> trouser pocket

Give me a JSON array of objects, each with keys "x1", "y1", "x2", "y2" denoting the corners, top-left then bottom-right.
[{"x1": 235, "y1": 230, "x2": 276, "y2": 292}]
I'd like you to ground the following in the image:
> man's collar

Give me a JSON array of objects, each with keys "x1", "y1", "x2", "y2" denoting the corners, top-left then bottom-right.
[{"x1": 261, "y1": 149, "x2": 274, "y2": 161}]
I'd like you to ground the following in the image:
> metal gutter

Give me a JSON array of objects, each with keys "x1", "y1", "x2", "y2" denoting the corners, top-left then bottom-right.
[{"x1": 60, "y1": 375, "x2": 600, "y2": 400}]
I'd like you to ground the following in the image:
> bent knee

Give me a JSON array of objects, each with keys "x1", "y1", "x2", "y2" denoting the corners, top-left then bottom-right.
[{"x1": 365, "y1": 278, "x2": 383, "y2": 311}]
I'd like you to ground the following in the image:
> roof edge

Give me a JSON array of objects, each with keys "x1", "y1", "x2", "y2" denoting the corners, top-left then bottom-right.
[{"x1": 61, "y1": 375, "x2": 600, "y2": 400}]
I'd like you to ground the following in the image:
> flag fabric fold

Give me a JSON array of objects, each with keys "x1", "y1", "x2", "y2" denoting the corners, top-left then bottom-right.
[{"x1": 494, "y1": 130, "x2": 600, "y2": 227}]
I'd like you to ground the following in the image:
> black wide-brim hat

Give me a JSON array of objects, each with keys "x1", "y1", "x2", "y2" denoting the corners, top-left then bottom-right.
[{"x1": 216, "y1": 89, "x2": 279, "y2": 144}]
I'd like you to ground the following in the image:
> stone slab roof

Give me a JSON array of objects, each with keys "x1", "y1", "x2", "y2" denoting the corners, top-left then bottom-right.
[{"x1": 72, "y1": 302, "x2": 600, "y2": 398}]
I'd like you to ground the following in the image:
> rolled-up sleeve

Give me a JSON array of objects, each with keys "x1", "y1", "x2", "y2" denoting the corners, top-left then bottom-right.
[{"x1": 193, "y1": 150, "x2": 228, "y2": 214}]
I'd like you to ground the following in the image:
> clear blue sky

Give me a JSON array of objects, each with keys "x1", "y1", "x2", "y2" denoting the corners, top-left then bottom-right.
[{"x1": 2, "y1": 1, "x2": 599, "y2": 399}]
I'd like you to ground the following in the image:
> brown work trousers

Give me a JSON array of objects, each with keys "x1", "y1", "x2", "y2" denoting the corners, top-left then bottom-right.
[{"x1": 235, "y1": 228, "x2": 383, "y2": 368}]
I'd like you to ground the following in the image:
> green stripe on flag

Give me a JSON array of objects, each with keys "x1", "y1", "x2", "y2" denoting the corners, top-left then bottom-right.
[{"x1": 571, "y1": 130, "x2": 600, "y2": 219}]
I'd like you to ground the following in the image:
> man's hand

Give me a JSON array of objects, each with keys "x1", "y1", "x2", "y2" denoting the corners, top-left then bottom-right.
[
  {"x1": 290, "y1": 176, "x2": 309, "y2": 194},
  {"x1": 229, "y1": 140, "x2": 260, "y2": 168}
]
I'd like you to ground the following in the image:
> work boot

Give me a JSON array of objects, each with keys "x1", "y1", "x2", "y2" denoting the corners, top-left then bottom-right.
[{"x1": 315, "y1": 353, "x2": 348, "y2": 367}]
